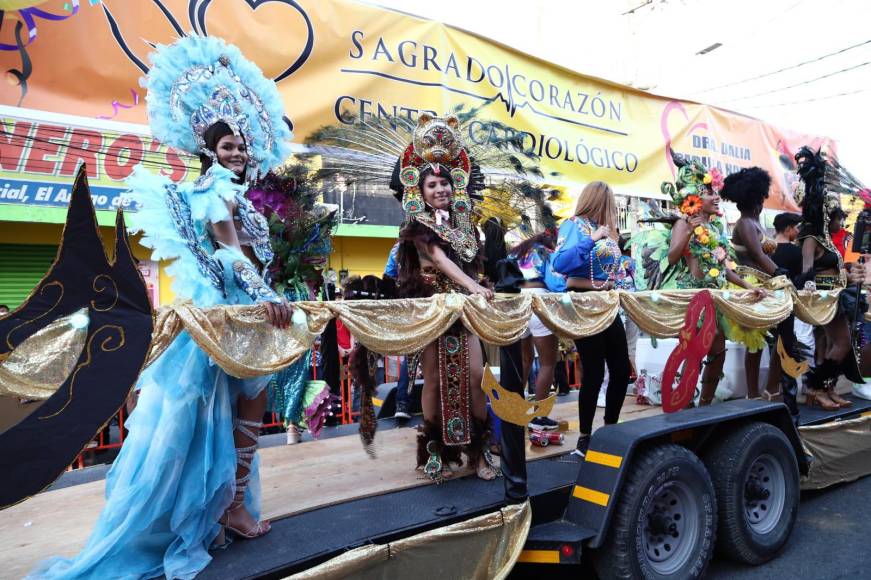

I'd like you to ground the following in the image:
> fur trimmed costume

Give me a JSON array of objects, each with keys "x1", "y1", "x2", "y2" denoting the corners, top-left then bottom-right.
[{"x1": 393, "y1": 115, "x2": 494, "y2": 481}]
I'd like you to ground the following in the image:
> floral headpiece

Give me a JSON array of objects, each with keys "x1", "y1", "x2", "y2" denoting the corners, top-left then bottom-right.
[
  {"x1": 143, "y1": 35, "x2": 292, "y2": 177},
  {"x1": 661, "y1": 153, "x2": 724, "y2": 216}
]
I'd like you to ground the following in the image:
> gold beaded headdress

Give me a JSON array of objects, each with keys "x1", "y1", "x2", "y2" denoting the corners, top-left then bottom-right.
[{"x1": 398, "y1": 114, "x2": 477, "y2": 261}]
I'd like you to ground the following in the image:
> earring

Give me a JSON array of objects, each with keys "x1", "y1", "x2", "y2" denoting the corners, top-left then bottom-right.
[
  {"x1": 399, "y1": 166, "x2": 423, "y2": 215},
  {"x1": 402, "y1": 185, "x2": 424, "y2": 215}
]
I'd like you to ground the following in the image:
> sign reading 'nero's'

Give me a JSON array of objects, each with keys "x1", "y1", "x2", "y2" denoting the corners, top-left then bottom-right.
[{"x1": 0, "y1": 117, "x2": 195, "y2": 212}]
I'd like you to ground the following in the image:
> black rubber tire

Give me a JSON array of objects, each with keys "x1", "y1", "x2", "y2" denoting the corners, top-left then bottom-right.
[
  {"x1": 593, "y1": 444, "x2": 717, "y2": 580},
  {"x1": 703, "y1": 421, "x2": 799, "y2": 565}
]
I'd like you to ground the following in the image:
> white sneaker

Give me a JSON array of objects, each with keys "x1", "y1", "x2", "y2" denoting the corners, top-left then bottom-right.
[
  {"x1": 286, "y1": 424, "x2": 302, "y2": 445},
  {"x1": 853, "y1": 382, "x2": 871, "y2": 401}
]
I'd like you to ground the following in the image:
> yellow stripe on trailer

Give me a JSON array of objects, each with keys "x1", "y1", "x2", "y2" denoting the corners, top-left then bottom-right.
[
  {"x1": 585, "y1": 449, "x2": 623, "y2": 469},
  {"x1": 517, "y1": 549, "x2": 560, "y2": 564},
  {"x1": 573, "y1": 485, "x2": 610, "y2": 507}
]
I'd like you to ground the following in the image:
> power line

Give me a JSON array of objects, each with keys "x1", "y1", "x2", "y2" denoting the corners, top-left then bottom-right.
[
  {"x1": 721, "y1": 61, "x2": 871, "y2": 103},
  {"x1": 621, "y1": 0, "x2": 655, "y2": 16},
  {"x1": 694, "y1": 38, "x2": 871, "y2": 95},
  {"x1": 748, "y1": 86, "x2": 871, "y2": 108}
]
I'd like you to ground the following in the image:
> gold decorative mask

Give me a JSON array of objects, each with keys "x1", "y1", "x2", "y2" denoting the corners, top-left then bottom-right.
[
  {"x1": 777, "y1": 336, "x2": 809, "y2": 379},
  {"x1": 481, "y1": 365, "x2": 555, "y2": 426},
  {"x1": 412, "y1": 114, "x2": 462, "y2": 165}
]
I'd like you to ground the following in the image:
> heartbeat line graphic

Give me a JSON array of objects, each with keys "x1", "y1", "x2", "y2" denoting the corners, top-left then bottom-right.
[{"x1": 339, "y1": 68, "x2": 629, "y2": 137}]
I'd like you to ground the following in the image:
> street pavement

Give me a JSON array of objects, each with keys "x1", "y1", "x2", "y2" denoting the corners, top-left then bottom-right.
[{"x1": 510, "y1": 474, "x2": 871, "y2": 579}]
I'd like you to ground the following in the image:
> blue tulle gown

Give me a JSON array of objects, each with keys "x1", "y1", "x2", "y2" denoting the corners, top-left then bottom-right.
[{"x1": 30, "y1": 165, "x2": 273, "y2": 580}]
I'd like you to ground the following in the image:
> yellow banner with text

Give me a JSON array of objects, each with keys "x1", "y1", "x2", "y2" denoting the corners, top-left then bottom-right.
[{"x1": 0, "y1": 0, "x2": 835, "y2": 213}]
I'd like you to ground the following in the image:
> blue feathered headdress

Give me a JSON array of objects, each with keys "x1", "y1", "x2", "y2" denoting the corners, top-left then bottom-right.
[{"x1": 142, "y1": 35, "x2": 292, "y2": 175}]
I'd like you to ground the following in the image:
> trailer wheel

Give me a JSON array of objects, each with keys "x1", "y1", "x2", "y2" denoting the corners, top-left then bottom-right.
[
  {"x1": 593, "y1": 444, "x2": 716, "y2": 580},
  {"x1": 703, "y1": 422, "x2": 799, "y2": 565}
]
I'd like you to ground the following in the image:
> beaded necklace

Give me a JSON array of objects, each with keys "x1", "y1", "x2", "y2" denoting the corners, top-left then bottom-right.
[
  {"x1": 583, "y1": 217, "x2": 620, "y2": 289},
  {"x1": 413, "y1": 210, "x2": 478, "y2": 263}
]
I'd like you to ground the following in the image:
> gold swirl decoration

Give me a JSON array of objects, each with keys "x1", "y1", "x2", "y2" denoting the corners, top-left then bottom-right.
[
  {"x1": 38, "y1": 324, "x2": 125, "y2": 420},
  {"x1": 5, "y1": 280, "x2": 64, "y2": 349},
  {"x1": 90, "y1": 274, "x2": 119, "y2": 312},
  {"x1": 0, "y1": 164, "x2": 153, "y2": 512},
  {"x1": 141, "y1": 286, "x2": 834, "y2": 378}
]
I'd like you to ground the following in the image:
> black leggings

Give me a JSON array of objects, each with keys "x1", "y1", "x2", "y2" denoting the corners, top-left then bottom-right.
[{"x1": 575, "y1": 316, "x2": 630, "y2": 435}]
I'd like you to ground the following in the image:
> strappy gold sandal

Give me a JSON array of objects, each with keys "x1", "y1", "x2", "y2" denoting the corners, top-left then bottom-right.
[{"x1": 221, "y1": 418, "x2": 271, "y2": 539}]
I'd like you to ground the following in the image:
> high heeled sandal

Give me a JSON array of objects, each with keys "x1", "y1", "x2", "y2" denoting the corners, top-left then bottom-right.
[
  {"x1": 828, "y1": 389, "x2": 853, "y2": 408},
  {"x1": 804, "y1": 389, "x2": 840, "y2": 411},
  {"x1": 762, "y1": 390, "x2": 782, "y2": 402},
  {"x1": 475, "y1": 450, "x2": 499, "y2": 481},
  {"x1": 221, "y1": 418, "x2": 271, "y2": 539}
]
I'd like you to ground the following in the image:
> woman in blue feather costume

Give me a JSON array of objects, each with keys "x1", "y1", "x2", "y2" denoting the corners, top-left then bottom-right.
[{"x1": 30, "y1": 35, "x2": 293, "y2": 580}]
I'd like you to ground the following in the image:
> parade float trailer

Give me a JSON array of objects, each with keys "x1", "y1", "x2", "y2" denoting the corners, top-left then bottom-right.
[
  {"x1": 3, "y1": 169, "x2": 871, "y2": 580},
  {"x1": 3, "y1": 393, "x2": 868, "y2": 580},
  {"x1": 198, "y1": 397, "x2": 871, "y2": 580}
]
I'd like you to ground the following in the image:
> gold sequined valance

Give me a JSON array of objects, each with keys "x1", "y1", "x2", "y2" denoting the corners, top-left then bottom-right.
[
  {"x1": 141, "y1": 285, "x2": 844, "y2": 379},
  {"x1": 1, "y1": 285, "x2": 851, "y2": 392}
]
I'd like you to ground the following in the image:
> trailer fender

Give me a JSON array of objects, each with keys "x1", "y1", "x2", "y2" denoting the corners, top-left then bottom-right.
[{"x1": 565, "y1": 400, "x2": 804, "y2": 549}]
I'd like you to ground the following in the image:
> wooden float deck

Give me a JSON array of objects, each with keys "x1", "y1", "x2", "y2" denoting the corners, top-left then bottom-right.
[{"x1": 0, "y1": 397, "x2": 661, "y2": 578}]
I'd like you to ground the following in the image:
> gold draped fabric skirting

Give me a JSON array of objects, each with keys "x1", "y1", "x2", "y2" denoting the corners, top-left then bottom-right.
[
  {"x1": 800, "y1": 415, "x2": 871, "y2": 490},
  {"x1": 0, "y1": 280, "x2": 856, "y2": 395},
  {"x1": 288, "y1": 501, "x2": 531, "y2": 580}
]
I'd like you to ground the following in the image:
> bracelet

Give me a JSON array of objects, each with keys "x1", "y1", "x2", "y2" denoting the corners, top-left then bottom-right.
[{"x1": 232, "y1": 260, "x2": 281, "y2": 304}]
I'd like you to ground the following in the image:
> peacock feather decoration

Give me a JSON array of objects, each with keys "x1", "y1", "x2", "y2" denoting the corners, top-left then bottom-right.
[{"x1": 303, "y1": 103, "x2": 560, "y2": 239}]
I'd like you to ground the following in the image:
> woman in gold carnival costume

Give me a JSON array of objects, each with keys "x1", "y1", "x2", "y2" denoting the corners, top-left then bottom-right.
[
  {"x1": 552, "y1": 181, "x2": 629, "y2": 457},
  {"x1": 30, "y1": 36, "x2": 292, "y2": 579},
  {"x1": 719, "y1": 167, "x2": 782, "y2": 398},
  {"x1": 664, "y1": 157, "x2": 766, "y2": 406},
  {"x1": 794, "y1": 146, "x2": 866, "y2": 409},
  {"x1": 390, "y1": 114, "x2": 498, "y2": 482}
]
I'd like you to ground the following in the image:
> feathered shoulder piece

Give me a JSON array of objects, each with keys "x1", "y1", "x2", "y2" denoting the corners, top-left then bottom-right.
[
  {"x1": 142, "y1": 34, "x2": 291, "y2": 176},
  {"x1": 127, "y1": 165, "x2": 245, "y2": 306}
]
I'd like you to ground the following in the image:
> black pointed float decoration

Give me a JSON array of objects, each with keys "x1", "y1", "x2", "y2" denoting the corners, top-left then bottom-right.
[{"x1": 0, "y1": 165, "x2": 153, "y2": 509}]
